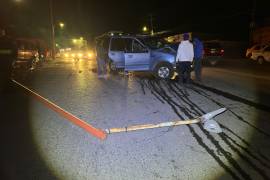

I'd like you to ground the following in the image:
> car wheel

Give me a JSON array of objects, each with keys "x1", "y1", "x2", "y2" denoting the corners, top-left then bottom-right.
[
  {"x1": 257, "y1": 56, "x2": 264, "y2": 65},
  {"x1": 154, "y1": 63, "x2": 173, "y2": 79}
]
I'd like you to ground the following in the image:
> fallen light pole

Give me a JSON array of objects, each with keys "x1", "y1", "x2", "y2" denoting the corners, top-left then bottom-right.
[
  {"x1": 105, "y1": 108, "x2": 225, "y2": 134},
  {"x1": 12, "y1": 79, "x2": 107, "y2": 140},
  {"x1": 13, "y1": 79, "x2": 225, "y2": 140}
]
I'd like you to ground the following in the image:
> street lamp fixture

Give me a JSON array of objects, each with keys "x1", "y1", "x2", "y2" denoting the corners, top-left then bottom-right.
[
  {"x1": 143, "y1": 26, "x2": 148, "y2": 32},
  {"x1": 59, "y1": 22, "x2": 65, "y2": 29}
]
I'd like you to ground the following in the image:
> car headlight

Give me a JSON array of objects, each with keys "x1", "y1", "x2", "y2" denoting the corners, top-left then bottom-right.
[
  {"x1": 64, "y1": 53, "x2": 69, "y2": 57},
  {"x1": 71, "y1": 53, "x2": 75, "y2": 57},
  {"x1": 88, "y1": 53, "x2": 93, "y2": 58},
  {"x1": 78, "y1": 53, "x2": 83, "y2": 58}
]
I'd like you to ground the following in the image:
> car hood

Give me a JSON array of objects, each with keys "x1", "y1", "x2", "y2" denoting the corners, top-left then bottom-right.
[
  {"x1": 152, "y1": 46, "x2": 176, "y2": 55},
  {"x1": 151, "y1": 47, "x2": 176, "y2": 63}
]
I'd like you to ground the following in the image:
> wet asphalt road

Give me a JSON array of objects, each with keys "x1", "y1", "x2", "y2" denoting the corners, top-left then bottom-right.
[{"x1": 1, "y1": 58, "x2": 270, "y2": 180}]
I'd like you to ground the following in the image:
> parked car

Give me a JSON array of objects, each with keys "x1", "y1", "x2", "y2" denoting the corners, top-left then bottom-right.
[
  {"x1": 97, "y1": 34, "x2": 176, "y2": 79},
  {"x1": 250, "y1": 45, "x2": 270, "y2": 64},
  {"x1": 13, "y1": 39, "x2": 40, "y2": 71},
  {"x1": 246, "y1": 44, "x2": 268, "y2": 59},
  {"x1": 203, "y1": 41, "x2": 224, "y2": 65}
]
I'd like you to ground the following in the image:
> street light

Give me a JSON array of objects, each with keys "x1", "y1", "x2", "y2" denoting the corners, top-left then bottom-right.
[
  {"x1": 143, "y1": 26, "x2": 148, "y2": 32},
  {"x1": 59, "y1": 22, "x2": 65, "y2": 29}
]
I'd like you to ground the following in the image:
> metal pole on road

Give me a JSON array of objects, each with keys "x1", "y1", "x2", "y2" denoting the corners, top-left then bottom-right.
[
  {"x1": 12, "y1": 79, "x2": 107, "y2": 140},
  {"x1": 105, "y1": 108, "x2": 225, "y2": 134}
]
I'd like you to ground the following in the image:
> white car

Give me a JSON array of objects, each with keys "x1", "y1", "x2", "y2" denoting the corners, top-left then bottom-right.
[
  {"x1": 246, "y1": 44, "x2": 268, "y2": 58},
  {"x1": 251, "y1": 45, "x2": 270, "y2": 64}
]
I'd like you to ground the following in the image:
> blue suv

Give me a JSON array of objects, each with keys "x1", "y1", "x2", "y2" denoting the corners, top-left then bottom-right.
[{"x1": 98, "y1": 34, "x2": 177, "y2": 79}]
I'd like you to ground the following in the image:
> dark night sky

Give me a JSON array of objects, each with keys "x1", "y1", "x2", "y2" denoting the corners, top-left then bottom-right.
[{"x1": 1, "y1": 0, "x2": 270, "y2": 41}]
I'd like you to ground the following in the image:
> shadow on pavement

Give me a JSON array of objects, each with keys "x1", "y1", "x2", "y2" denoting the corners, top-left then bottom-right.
[
  {"x1": 0, "y1": 80, "x2": 58, "y2": 180},
  {"x1": 203, "y1": 58, "x2": 270, "y2": 179}
]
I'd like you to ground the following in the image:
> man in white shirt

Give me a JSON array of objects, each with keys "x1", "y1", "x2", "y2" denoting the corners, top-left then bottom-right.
[{"x1": 176, "y1": 33, "x2": 194, "y2": 84}]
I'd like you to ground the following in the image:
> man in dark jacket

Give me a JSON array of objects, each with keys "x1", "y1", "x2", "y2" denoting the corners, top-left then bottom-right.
[{"x1": 193, "y1": 37, "x2": 204, "y2": 82}]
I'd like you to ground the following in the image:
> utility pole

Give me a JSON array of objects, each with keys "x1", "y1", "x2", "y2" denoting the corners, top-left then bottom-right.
[
  {"x1": 49, "y1": 0, "x2": 55, "y2": 60},
  {"x1": 249, "y1": 0, "x2": 256, "y2": 44}
]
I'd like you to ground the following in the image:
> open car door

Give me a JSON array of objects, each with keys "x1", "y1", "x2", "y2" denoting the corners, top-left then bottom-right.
[{"x1": 124, "y1": 39, "x2": 150, "y2": 71}]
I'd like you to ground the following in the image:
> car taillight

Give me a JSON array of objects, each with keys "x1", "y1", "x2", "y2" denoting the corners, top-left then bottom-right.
[{"x1": 220, "y1": 49, "x2": 224, "y2": 55}]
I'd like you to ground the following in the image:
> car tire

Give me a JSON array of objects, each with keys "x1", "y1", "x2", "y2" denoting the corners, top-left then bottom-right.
[
  {"x1": 154, "y1": 63, "x2": 173, "y2": 79},
  {"x1": 257, "y1": 56, "x2": 264, "y2": 65}
]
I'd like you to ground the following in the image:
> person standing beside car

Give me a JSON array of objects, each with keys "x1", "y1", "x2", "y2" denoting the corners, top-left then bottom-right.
[
  {"x1": 193, "y1": 37, "x2": 204, "y2": 82},
  {"x1": 176, "y1": 33, "x2": 194, "y2": 84},
  {"x1": 95, "y1": 40, "x2": 108, "y2": 78}
]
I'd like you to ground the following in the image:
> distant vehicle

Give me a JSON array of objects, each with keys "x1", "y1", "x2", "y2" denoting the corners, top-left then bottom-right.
[
  {"x1": 250, "y1": 45, "x2": 270, "y2": 64},
  {"x1": 96, "y1": 34, "x2": 176, "y2": 79},
  {"x1": 203, "y1": 41, "x2": 224, "y2": 65},
  {"x1": 13, "y1": 38, "x2": 40, "y2": 71},
  {"x1": 246, "y1": 43, "x2": 268, "y2": 59},
  {"x1": 61, "y1": 48, "x2": 94, "y2": 60}
]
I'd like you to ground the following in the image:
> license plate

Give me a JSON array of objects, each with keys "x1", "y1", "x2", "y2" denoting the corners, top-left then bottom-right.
[{"x1": 210, "y1": 49, "x2": 216, "y2": 53}]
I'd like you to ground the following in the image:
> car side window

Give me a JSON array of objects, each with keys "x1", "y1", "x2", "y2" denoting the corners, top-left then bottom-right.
[
  {"x1": 110, "y1": 38, "x2": 126, "y2": 51},
  {"x1": 124, "y1": 38, "x2": 133, "y2": 52},
  {"x1": 133, "y1": 40, "x2": 147, "y2": 53}
]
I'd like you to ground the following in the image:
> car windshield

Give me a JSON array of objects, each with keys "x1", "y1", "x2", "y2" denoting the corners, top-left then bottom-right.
[{"x1": 138, "y1": 37, "x2": 167, "y2": 50}]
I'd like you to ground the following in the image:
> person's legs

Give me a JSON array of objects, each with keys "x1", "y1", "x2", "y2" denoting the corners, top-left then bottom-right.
[
  {"x1": 178, "y1": 62, "x2": 184, "y2": 83},
  {"x1": 97, "y1": 58, "x2": 104, "y2": 77},
  {"x1": 185, "y1": 61, "x2": 192, "y2": 84},
  {"x1": 181, "y1": 62, "x2": 188, "y2": 83},
  {"x1": 102, "y1": 59, "x2": 108, "y2": 78},
  {"x1": 194, "y1": 58, "x2": 202, "y2": 81}
]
